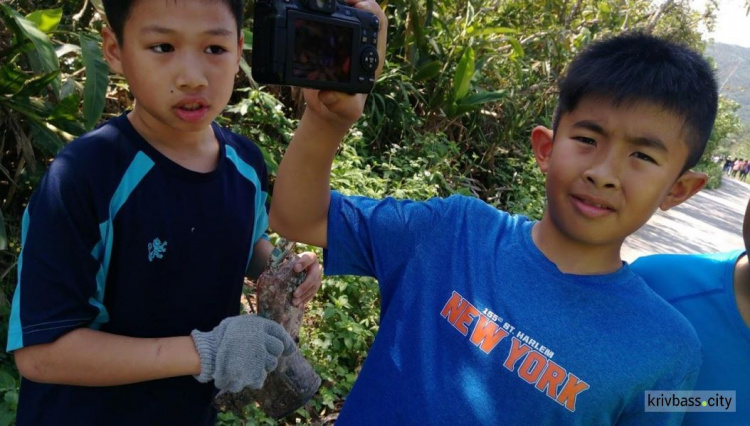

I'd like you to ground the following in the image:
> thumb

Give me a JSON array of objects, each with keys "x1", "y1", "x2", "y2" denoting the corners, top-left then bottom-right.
[{"x1": 318, "y1": 91, "x2": 339, "y2": 105}]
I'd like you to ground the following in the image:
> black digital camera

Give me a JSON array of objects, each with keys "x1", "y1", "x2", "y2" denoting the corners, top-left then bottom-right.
[{"x1": 252, "y1": 0, "x2": 380, "y2": 94}]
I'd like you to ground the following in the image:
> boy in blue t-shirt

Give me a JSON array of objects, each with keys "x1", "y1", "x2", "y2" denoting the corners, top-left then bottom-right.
[
  {"x1": 3, "y1": 0, "x2": 385, "y2": 424},
  {"x1": 631, "y1": 198, "x2": 750, "y2": 425},
  {"x1": 270, "y1": 32, "x2": 718, "y2": 423}
]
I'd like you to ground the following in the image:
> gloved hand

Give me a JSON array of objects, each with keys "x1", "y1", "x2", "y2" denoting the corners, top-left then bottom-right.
[{"x1": 191, "y1": 315, "x2": 295, "y2": 393}]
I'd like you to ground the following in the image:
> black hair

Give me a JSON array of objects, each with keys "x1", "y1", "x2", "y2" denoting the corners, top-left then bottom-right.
[
  {"x1": 102, "y1": 0, "x2": 245, "y2": 44},
  {"x1": 553, "y1": 32, "x2": 718, "y2": 171}
]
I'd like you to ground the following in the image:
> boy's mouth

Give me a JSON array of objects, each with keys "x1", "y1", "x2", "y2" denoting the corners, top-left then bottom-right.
[
  {"x1": 571, "y1": 194, "x2": 616, "y2": 215},
  {"x1": 180, "y1": 103, "x2": 204, "y2": 111},
  {"x1": 174, "y1": 98, "x2": 209, "y2": 122},
  {"x1": 175, "y1": 98, "x2": 208, "y2": 109}
]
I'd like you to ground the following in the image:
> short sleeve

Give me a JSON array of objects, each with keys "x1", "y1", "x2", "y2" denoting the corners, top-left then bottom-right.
[
  {"x1": 324, "y1": 191, "x2": 472, "y2": 280},
  {"x1": 6, "y1": 151, "x2": 101, "y2": 351}
]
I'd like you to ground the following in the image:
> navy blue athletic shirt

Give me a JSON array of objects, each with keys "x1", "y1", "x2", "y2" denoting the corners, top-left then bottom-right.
[{"x1": 7, "y1": 112, "x2": 269, "y2": 425}]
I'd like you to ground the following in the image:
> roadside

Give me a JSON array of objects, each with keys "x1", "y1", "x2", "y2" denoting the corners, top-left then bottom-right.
[{"x1": 622, "y1": 177, "x2": 750, "y2": 262}]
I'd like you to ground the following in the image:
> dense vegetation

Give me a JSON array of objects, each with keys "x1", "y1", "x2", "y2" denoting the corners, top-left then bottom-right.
[{"x1": 0, "y1": 0, "x2": 744, "y2": 424}]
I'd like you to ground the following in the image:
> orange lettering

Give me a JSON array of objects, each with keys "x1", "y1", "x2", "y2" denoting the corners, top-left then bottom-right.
[
  {"x1": 440, "y1": 291, "x2": 468, "y2": 325},
  {"x1": 503, "y1": 337, "x2": 531, "y2": 371},
  {"x1": 518, "y1": 351, "x2": 547, "y2": 384},
  {"x1": 556, "y1": 373, "x2": 590, "y2": 412},
  {"x1": 469, "y1": 316, "x2": 509, "y2": 353},
  {"x1": 454, "y1": 303, "x2": 480, "y2": 335},
  {"x1": 535, "y1": 360, "x2": 567, "y2": 399}
]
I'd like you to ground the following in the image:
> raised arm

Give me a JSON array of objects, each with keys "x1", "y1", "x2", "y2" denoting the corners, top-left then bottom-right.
[{"x1": 269, "y1": 0, "x2": 387, "y2": 248}]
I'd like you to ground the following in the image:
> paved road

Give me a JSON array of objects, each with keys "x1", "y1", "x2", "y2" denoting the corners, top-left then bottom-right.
[{"x1": 621, "y1": 177, "x2": 750, "y2": 262}]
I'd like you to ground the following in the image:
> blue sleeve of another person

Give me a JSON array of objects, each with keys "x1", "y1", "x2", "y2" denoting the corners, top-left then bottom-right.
[{"x1": 632, "y1": 251, "x2": 750, "y2": 426}]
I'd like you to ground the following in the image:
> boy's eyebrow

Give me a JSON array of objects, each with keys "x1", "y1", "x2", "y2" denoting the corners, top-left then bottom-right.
[
  {"x1": 140, "y1": 25, "x2": 234, "y2": 37},
  {"x1": 572, "y1": 120, "x2": 668, "y2": 153},
  {"x1": 627, "y1": 136, "x2": 669, "y2": 153},
  {"x1": 572, "y1": 120, "x2": 606, "y2": 135}
]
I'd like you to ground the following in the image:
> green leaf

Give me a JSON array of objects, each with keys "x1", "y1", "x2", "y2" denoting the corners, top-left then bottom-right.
[
  {"x1": 3, "y1": 96, "x2": 48, "y2": 122},
  {"x1": 413, "y1": 60, "x2": 441, "y2": 82},
  {"x1": 0, "y1": 408, "x2": 14, "y2": 426},
  {"x1": 79, "y1": 33, "x2": 109, "y2": 130},
  {"x1": 452, "y1": 103, "x2": 481, "y2": 115},
  {"x1": 467, "y1": 26, "x2": 517, "y2": 37},
  {"x1": 0, "y1": 64, "x2": 29, "y2": 95},
  {"x1": 243, "y1": 29, "x2": 253, "y2": 51},
  {"x1": 507, "y1": 37, "x2": 524, "y2": 58},
  {"x1": 25, "y1": 8, "x2": 63, "y2": 33},
  {"x1": 451, "y1": 47, "x2": 475, "y2": 102},
  {"x1": 29, "y1": 120, "x2": 64, "y2": 156},
  {"x1": 2, "y1": 391, "x2": 17, "y2": 407},
  {"x1": 456, "y1": 90, "x2": 507, "y2": 106},
  {"x1": 15, "y1": 70, "x2": 60, "y2": 98},
  {"x1": 48, "y1": 94, "x2": 88, "y2": 137},
  {"x1": 1, "y1": 4, "x2": 61, "y2": 96},
  {"x1": 0, "y1": 371, "x2": 14, "y2": 390}
]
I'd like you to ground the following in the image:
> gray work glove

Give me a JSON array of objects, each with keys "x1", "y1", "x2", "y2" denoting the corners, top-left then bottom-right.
[{"x1": 191, "y1": 315, "x2": 295, "y2": 393}]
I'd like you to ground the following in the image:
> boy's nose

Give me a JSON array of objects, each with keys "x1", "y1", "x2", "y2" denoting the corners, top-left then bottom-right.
[
  {"x1": 175, "y1": 54, "x2": 208, "y2": 89},
  {"x1": 583, "y1": 158, "x2": 621, "y2": 189}
]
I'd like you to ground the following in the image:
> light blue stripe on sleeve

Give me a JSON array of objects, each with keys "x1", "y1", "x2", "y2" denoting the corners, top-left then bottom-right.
[
  {"x1": 89, "y1": 152, "x2": 154, "y2": 329},
  {"x1": 225, "y1": 145, "x2": 269, "y2": 270},
  {"x1": 6, "y1": 208, "x2": 31, "y2": 351}
]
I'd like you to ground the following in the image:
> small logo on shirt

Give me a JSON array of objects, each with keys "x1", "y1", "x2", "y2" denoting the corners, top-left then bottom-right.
[{"x1": 148, "y1": 238, "x2": 168, "y2": 262}]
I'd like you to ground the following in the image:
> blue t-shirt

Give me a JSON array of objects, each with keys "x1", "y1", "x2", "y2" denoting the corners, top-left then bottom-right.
[
  {"x1": 6, "y1": 113, "x2": 269, "y2": 425},
  {"x1": 632, "y1": 251, "x2": 750, "y2": 425},
  {"x1": 325, "y1": 192, "x2": 701, "y2": 425}
]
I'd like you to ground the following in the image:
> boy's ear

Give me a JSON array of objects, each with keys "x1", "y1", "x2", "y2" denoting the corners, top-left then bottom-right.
[
  {"x1": 659, "y1": 171, "x2": 708, "y2": 211},
  {"x1": 531, "y1": 126, "x2": 554, "y2": 174},
  {"x1": 101, "y1": 26, "x2": 124, "y2": 75}
]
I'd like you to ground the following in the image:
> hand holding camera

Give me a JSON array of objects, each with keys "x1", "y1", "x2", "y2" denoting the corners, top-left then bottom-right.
[{"x1": 252, "y1": 0, "x2": 385, "y2": 94}]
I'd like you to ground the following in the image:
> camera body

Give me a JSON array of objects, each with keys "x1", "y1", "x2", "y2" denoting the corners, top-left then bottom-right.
[{"x1": 252, "y1": 0, "x2": 380, "y2": 94}]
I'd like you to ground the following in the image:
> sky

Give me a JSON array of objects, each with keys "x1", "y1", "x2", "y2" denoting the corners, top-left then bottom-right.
[{"x1": 690, "y1": 0, "x2": 750, "y2": 47}]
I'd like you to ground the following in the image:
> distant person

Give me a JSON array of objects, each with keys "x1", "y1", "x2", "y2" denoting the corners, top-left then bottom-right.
[
  {"x1": 732, "y1": 159, "x2": 744, "y2": 178},
  {"x1": 724, "y1": 157, "x2": 734, "y2": 175}
]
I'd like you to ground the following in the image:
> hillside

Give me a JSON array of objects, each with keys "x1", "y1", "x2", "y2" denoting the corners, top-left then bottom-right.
[{"x1": 706, "y1": 42, "x2": 750, "y2": 127}]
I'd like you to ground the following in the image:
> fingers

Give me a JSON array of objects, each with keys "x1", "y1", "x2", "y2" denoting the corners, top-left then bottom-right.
[
  {"x1": 292, "y1": 251, "x2": 317, "y2": 272},
  {"x1": 293, "y1": 252, "x2": 323, "y2": 306},
  {"x1": 261, "y1": 317, "x2": 296, "y2": 356},
  {"x1": 348, "y1": 0, "x2": 388, "y2": 78}
]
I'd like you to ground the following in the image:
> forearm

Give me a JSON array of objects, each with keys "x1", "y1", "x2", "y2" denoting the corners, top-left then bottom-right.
[
  {"x1": 14, "y1": 328, "x2": 200, "y2": 386},
  {"x1": 246, "y1": 238, "x2": 274, "y2": 280},
  {"x1": 270, "y1": 111, "x2": 347, "y2": 248}
]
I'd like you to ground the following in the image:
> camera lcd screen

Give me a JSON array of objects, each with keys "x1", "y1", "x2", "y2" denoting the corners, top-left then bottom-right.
[{"x1": 292, "y1": 18, "x2": 352, "y2": 83}]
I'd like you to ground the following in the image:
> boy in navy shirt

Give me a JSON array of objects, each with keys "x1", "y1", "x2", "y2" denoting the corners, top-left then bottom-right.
[
  {"x1": 270, "y1": 32, "x2": 717, "y2": 424},
  {"x1": 3, "y1": 0, "x2": 384, "y2": 424}
]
